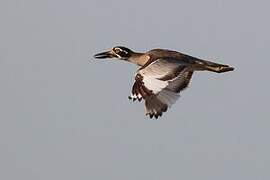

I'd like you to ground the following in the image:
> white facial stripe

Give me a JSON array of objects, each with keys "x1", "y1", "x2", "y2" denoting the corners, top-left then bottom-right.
[{"x1": 115, "y1": 53, "x2": 121, "y2": 58}]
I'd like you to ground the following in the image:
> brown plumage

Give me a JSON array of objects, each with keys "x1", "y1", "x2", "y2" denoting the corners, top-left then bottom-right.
[{"x1": 94, "y1": 46, "x2": 234, "y2": 119}]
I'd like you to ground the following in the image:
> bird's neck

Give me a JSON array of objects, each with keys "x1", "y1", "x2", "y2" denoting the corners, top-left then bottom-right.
[{"x1": 127, "y1": 52, "x2": 149, "y2": 66}]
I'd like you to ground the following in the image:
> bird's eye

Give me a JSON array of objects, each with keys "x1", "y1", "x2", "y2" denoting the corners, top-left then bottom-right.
[{"x1": 114, "y1": 48, "x2": 121, "y2": 54}]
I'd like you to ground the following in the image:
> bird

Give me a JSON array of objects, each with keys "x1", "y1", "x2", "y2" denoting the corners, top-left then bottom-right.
[{"x1": 94, "y1": 46, "x2": 234, "y2": 119}]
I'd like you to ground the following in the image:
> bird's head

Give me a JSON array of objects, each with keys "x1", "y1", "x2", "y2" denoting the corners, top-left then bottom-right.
[{"x1": 94, "y1": 46, "x2": 133, "y2": 60}]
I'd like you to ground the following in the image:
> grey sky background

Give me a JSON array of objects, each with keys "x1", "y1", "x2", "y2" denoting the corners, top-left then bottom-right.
[{"x1": 1, "y1": 0, "x2": 270, "y2": 179}]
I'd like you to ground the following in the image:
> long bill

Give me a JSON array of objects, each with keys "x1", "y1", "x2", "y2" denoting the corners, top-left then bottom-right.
[{"x1": 94, "y1": 51, "x2": 115, "y2": 59}]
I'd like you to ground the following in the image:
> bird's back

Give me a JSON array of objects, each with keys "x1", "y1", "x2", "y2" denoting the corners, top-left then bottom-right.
[{"x1": 142, "y1": 49, "x2": 198, "y2": 68}]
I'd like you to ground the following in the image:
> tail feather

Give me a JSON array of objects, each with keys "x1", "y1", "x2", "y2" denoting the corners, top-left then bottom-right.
[
  {"x1": 196, "y1": 59, "x2": 234, "y2": 73},
  {"x1": 205, "y1": 65, "x2": 234, "y2": 73}
]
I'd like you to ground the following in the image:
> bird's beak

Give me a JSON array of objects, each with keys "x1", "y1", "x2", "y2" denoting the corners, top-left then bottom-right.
[{"x1": 94, "y1": 50, "x2": 115, "y2": 59}]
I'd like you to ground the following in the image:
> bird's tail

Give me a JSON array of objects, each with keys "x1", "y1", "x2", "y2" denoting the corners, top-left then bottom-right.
[{"x1": 196, "y1": 59, "x2": 234, "y2": 73}]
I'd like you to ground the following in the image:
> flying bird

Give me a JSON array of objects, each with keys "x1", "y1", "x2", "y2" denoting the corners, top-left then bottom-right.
[{"x1": 94, "y1": 46, "x2": 234, "y2": 119}]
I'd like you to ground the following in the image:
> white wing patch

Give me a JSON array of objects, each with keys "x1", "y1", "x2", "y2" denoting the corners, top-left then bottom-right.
[
  {"x1": 130, "y1": 57, "x2": 194, "y2": 118},
  {"x1": 136, "y1": 58, "x2": 187, "y2": 95},
  {"x1": 142, "y1": 76, "x2": 168, "y2": 94}
]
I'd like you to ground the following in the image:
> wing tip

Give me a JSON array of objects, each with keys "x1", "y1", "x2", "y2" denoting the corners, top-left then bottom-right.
[
  {"x1": 146, "y1": 112, "x2": 163, "y2": 119},
  {"x1": 145, "y1": 98, "x2": 168, "y2": 119}
]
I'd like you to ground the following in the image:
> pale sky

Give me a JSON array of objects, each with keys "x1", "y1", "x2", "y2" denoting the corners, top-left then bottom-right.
[{"x1": 1, "y1": 0, "x2": 270, "y2": 179}]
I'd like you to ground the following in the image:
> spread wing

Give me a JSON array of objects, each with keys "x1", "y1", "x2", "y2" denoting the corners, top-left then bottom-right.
[{"x1": 129, "y1": 58, "x2": 193, "y2": 118}]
